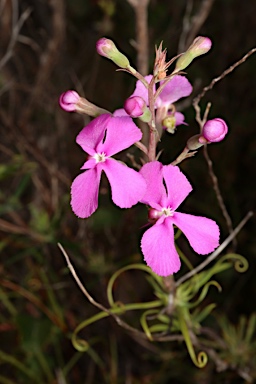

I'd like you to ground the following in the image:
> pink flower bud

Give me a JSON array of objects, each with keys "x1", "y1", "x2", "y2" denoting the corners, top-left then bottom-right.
[
  {"x1": 59, "y1": 90, "x2": 80, "y2": 112},
  {"x1": 175, "y1": 36, "x2": 212, "y2": 71},
  {"x1": 96, "y1": 37, "x2": 130, "y2": 69},
  {"x1": 189, "y1": 36, "x2": 212, "y2": 57},
  {"x1": 200, "y1": 118, "x2": 228, "y2": 143},
  {"x1": 148, "y1": 208, "x2": 163, "y2": 223},
  {"x1": 96, "y1": 38, "x2": 116, "y2": 57},
  {"x1": 124, "y1": 96, "x2": 145, "y2": 117}
]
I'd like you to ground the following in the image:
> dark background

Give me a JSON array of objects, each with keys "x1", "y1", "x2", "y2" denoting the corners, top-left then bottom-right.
[{"x1": 0, "y1": 0, "x2": 255, "y2": 382}]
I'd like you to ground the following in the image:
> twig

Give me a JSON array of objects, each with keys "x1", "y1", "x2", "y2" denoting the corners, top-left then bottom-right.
[
  {"x1": 178, "y1": 0, "x2": 215, "y2": 53},
  {"x1": 203, "y1": 145, "x2": 237, "y2": 249},
  {"x1": 126, "y1": 0, "x2": 149, "y2": 75},
  {"x1": 58, "y1": 243, "x2": 182, "y2": 343},
  {"x1": 175, "y1": 211, "x2": 253, "y2": 287},
  {"x1": 193, "y1": 47, "x2": 256, "y2": 107},
  {"x1": 20, "y1": 0, "x2": 65, "y2": 124},
  {"x1": 0, "y1": 4, "x2": 32, "y2": 71}
]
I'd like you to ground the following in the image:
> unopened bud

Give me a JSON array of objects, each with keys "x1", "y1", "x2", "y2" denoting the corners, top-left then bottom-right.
[
  {"x1": 124, "y1": 96, "x2": 151, "y2": 122},
  {"x1": 200, "y1": 118, "x2": 228, "y2": 143},
  {"x1": 96, "y1": 37, "x2": 130, "y2": 69},
  {"x1": 148, "y1": 208, "x2": 163, "y2": 224},
  {"x1": 175, "y1": 36, "x2": 212, "y2": 71},
  {"x1": 59, "y1": 90, "x2": 80, "y2": 112},
  {"x1": 59, "y1": 90, "x2": 110, "y2": 117},
  {"x1": 124, "y1": 96, "x2": 145, "y2": 117},
  {"x1": 187, "y1": 134, "x2": 204, "y2": 150}
]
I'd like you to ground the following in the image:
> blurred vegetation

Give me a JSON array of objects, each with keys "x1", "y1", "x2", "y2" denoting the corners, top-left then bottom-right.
[{"x1": 0, "y1": 0, "x2": 255, "y2": 383}]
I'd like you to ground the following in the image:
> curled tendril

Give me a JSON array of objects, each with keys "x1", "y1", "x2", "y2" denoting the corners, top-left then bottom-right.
[
  {"x1": 178, "y1": 309, "x2": 208, "y2": 368},
  {"x1": 107, "y1": 263, "x2": 163, "y2": 307},
  {"x1": 188, "y1": 280, "x2": 222, "y2": 309},
  {"x1": 71, "y1": 311, "x2": 109, "y2": 352},
  {"x1": 72, "y1": 337, "x2": 89, "y2": 352},
  {"x1": 196, "y1": 351, "x2": 208, "y2": 368},
  {"x1": 218, "y1": 253, "x2": 249, "y2": 273}
]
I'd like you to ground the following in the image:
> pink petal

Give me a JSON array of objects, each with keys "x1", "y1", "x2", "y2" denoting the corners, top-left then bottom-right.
[
  {"x1": 97, "y1": 116, "x2": 142, "y2": 156},
  {"x1": 156, "y1": 75, "x2": 192, "y2": 107},
  {"x1": 174, "y1": 111, "x2": 188, "y2": 126},
  {"x1": 71, "y1": 168, "x2": 101, "y2": 218},
  {"x1": 162, "y1": 165, "x2": 192, "y2": 209},
  {"x1": 76, "y1": 114, "x2": 111, "y2": 155},
  {"x1": 172, "y1": 212, "x2": 220, "y2": 254},
  {"x1": 103, "y1": 158, "x2": 146, "y2": 208},
  {"x1": 131, "y1": 75, "x2": 154, "y2": 105},
  {"x1": 139, "y1": 161, "x2": 166, "y2": 206},
  {"x1": 141, "y1": 218, "x2": 181, "y2": 276},
  {"x1": 113, "y1": 108, "x2": 128, "y2": 117}
]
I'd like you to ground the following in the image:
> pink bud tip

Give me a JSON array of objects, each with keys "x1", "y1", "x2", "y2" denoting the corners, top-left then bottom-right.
[
  {"x1": 96, "y1": 38, "x2": 115, "y2": 57},
  {"x1": 59, "y1": 90, "x2": 80, "y2": 112},
  {"x1": 202, "y1": 118, "x2": 228, "y2": 142},
  {"x1": 124, "y1": 96, "x2": 146, "y2": 118},
  {"x1": 195, "y1": 36, "x2": 212, "y2": 53},
  {"x1": 148, "y1": 208, "x2": 163, "y2": 223}
]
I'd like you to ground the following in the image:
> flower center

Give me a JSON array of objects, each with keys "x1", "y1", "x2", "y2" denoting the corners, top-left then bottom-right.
[
  {"x1": 93, "y1": 152, "x2": 107, "y2": 163},
  {"x1": 162, "y1": 207, "x2": 174, "y2": 217}
]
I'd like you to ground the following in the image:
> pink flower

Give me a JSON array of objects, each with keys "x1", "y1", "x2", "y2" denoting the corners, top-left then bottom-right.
[
  {"x1": 200, "y1": 118, "x2": 228, "y2": 143},
  {"x1": 116, "y1": 74, "x2": 192, "y2": 128},
  {"x1": 71, "y1": 114, "x2": 146, "y2": 218},
  {"x1": 139, "y1": 161, "x2": 220, "y2": 276}
]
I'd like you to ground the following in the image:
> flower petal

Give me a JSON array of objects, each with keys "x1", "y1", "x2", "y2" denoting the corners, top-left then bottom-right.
[
  {"x1": 97, "y1": 115, "x2": 142, "y2": 156},
  {"x1": 76, "y1": 114, "x2": 111, "y2": 155},
  {"x1": 71, "y1": 168, "x2": 101, "y2": 218},
  {"x1": 174, "y1": 111, "x2": 188, "y2": 126},
  {"x1": 141, "y1": 218, "x2": 181, "y2": 276},
  {"x1": 113, "y1": 108, "x2": 128, "y2": 117},
  {"x1": 162, "y1": 165, "x2": 192, "y2": 209},
  {"x1": 103, "y1": 158, "x2": 146, "y2": 208},
  {"x1": 139, "y1": 161, "x2": 166, "y2": 206},
  {"x1": 172, "y1": 212, "x2": 220, "y2": 254},
  {"x1": 156, "y1": 75, "x2": 192, "y2": 107}
]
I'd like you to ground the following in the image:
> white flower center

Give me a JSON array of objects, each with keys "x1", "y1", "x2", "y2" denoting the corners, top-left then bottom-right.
[
  {"x1": 93, "y1": 152, "x2": 107, "y2": 163},
  {"x1": 162, "y1": 207, "x2": 174, "y2": 217}
]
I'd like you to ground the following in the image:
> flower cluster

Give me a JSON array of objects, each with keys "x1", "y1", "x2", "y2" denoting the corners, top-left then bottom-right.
[{"x1": 59, "y1": 36, "x2": 229, "y2": 276}]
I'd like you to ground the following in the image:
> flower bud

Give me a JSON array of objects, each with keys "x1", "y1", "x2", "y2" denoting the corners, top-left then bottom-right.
[
  {"x1": 200, "y1": 118, "x2": 228, "y2": 143},
  {"x1": 96, "y1": 37, "x2": 130, "y2": 69},
  {"x1": 124, "y1": 96, "x2": 145, "y2": 117},
  {"x1": 59, "y1": 90, "x2": 110, "y2": 117},
  {"x1": 124, "y1": 96, "x2": 152, "y2": 123},
  {"x1": 148, "y1": 208, "x2": 163, "y2": 223},
  {"x1": 59, "y1": 90, "x2": 80, "y2": 112},
  {"x1": 187, "y1": 134, "x2": 204, "y2": 150},
  {"x1": 175, "y1": 36, "x2": 212, "y2": 71}
]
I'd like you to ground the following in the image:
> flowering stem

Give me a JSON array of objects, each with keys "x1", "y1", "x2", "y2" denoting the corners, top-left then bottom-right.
[
  {"x1": 127, "y1": 65, "x2": 149, "y2": 87},
  {"x1": 147, "y1": 76, "x2": 157, "y2": 161}
]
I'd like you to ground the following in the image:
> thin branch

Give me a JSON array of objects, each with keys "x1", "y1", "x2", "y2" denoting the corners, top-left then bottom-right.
[
  {"x1": 193, "y1": 47, "x2": 256, "y2": 107},
  {"x1": 127, "y1": 0, "x2": 150, "y2": 75},
  {"x1": 178, "y1": 0, "x2": 215, "y2": 53},
  {"x1": 58, "y1": 243, "x2": 183, "y2": 343},
  {"x1": 175, "y1": 211, "x2": 253, "y2": 287},
  {"x1": 203, "y1": 144, "x2": 237, "y2": 248},
  {"x1": 0, "y1": 5, "x2": 32, "y2": 71}
]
